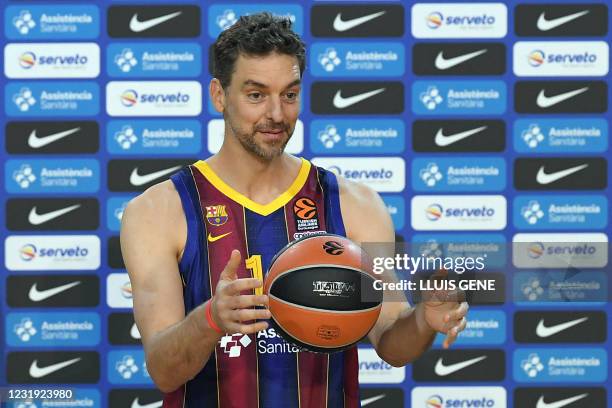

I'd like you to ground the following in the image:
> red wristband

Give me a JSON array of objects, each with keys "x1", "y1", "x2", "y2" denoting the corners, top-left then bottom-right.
[{"x1": 205, "y1": 299, "x2": 223, "y2": 334}]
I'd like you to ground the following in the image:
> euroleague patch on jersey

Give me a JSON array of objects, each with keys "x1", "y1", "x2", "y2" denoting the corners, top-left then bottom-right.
[
  {"x1": 293, "y1": 197, "x2": 320, "y2": 233},
  {"x1": 206, "y1": 204, "x2": 228, "y2": 226}
]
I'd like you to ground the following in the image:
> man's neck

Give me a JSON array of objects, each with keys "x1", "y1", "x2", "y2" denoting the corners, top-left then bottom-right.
[{"x1": 206, "y1": 143, "x2": 302, "y2": 205}]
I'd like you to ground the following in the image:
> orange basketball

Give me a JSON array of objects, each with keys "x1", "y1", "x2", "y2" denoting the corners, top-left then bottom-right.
[{"x1": 264, "y1": 233, "x2": 383, "y2": 353}]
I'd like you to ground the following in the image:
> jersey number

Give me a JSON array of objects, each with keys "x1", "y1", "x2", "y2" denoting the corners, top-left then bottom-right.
[{"x1": 245, "y1": 255, "x2": 263, "y2": 296}]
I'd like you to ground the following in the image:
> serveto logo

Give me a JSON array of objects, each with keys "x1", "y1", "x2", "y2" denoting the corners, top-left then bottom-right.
[
  {"x1": 413, "y1": 157, "x2": 505, "y2": 192},
  {"x1": 5, "y1": 43, "x2": 100, "y2": 78},
  {"x1": 107, "y1": 43, "x2": 201, "y2": 77},
  {"x1": 358, "y1": 348, "x2": 405, "y2": 383},
  {"x1": 412, "y1": 195, "x2": 506, "y2": 231},
  {"x1": 5, "y1": 235, "x2": 100, "y2": 271},
  {"x1": 413, "y1": 387, "x2": 506, "y2": 408},
  {"x1": 311, "y1": 157, "x2": 405, "y2": 193},
  {"x1": 5, "y1": 81, "x2": 99, "y2": 116},
  {"x1": 6, "y1": 159, "x2": 99, "y2": 194},
  {"x1": 412, "y1": 80, "x2": 506, "y2": 115},
  {"x1": 7, "y1": 312, "x2": 100, "y2": 347},
  {"x1": 310, "y1": 42, "x2": 404, "y2": 77},
  {"x1": 514, "y1": 42, "x2": 609, "y2": 77},
  {"x1": 412, "y1": 3, "x2": 507, "y2": 38},
  {"x1": 5, "y1": 5, "x2": 100, "y2": 40},
  {"x1": 107, "y1": 273, "x2": 133, "y2": 308},
  {"x1": 513, "y1": 233, "x2": 608, "y2": 268},
  {"x1": 514, "y1": 195, "x2": 607, "y2": 230},
  {"x1": 106, "y1": 81, "x2": 201, "y2": 117},
  {"x1": 514, "y1": 118, "x2": 607, "y2": 153},
  {"x1": 310, "y1": 119, "x2": 404, "y2": 154},
  {"x1": 514, "y1": 348, "x2": 607, "y2": 383}
]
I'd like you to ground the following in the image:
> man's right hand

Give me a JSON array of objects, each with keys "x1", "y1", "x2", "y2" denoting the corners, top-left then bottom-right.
[{"x1": 210, "y1": 249, "x2": 271, "y2": 334}]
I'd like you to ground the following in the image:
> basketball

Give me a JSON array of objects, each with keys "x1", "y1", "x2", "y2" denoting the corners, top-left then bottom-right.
[{"x1": 264, "y1": 233, "x2": 383, "y2": 353}]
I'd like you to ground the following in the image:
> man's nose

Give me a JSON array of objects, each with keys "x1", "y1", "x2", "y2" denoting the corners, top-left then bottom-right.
[{"x1": 266, "y1": 96, "x2": 284, "y2": 123}]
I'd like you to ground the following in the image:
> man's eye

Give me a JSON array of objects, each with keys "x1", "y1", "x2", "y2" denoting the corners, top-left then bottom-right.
[
  {"x1": 285, "y1": 92, "x2": 298, "y2": 100},
  {"x1": 248, "y1": 92, "x2": 262, "y2": 100}
]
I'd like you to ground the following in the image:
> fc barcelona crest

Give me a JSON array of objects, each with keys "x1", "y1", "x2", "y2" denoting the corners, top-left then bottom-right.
[{"x1": 206, "y1": 205, "x2": 228, "y2": 226}]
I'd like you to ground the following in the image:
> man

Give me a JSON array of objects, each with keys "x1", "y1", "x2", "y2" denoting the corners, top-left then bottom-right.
[{"x1": 121, "y1": 13, "x2": 468, "y2": 408}]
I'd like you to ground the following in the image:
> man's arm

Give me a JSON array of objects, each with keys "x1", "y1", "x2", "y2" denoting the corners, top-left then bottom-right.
[
  {"x1": 339, "y1": 178, "x2": 466, "y2": 367},
  {"x1": 120, "y1": 181, "x2": 221, "y2": 392},
  {"x1": 121, "y1": 180, "x2": 271, "y2": 393}
]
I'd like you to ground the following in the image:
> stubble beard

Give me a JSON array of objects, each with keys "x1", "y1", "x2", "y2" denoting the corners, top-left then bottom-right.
[{"x1": 228, "y1": 118, "x2": 294, "y2": 162}]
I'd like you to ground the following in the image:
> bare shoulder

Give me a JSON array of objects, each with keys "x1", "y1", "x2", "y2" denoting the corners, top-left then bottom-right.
[
  {"x1": 121, "y1": 179, "x2": 186, "y2": 259},
  {"x1": 336, "y1": 176, "x2": 394, "y2": 243}
]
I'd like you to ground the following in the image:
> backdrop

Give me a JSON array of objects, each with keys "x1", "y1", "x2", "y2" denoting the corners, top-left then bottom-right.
[{"x1": 1, "y1": 0, "x2": 611, "y2": 407}]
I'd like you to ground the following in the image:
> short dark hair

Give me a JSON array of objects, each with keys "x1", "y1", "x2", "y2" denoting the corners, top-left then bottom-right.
[{"x1": 212, "y1": 12, "x2": 306, "y2": 88}]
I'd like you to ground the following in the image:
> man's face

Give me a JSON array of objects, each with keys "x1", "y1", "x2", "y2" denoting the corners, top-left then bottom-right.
[{"x1": 222, "y1": 52, "x2": 301, "y2": 161}]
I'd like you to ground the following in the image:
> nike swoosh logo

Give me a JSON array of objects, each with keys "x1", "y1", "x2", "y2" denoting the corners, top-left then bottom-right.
[
  {"x1": 333, "y1": 11, "x2": 386, "y2": 32},
  {"x1": 536, "y1": 317, "x2": 588, "y2": 338},
  {"x1": 129, "y1": 11, "x2": 182, "y2": 32},
  {"x1": 29, "y1": 357, "x2": 81, "y2": 378},
  {"x1": 435, "y1": 49, "x2": 488, "y2": 70},
  {"x1": 129, "y1": 166, "x2": 182, "y2": 186},
  {"x1": 361, "y1": 394, "x2": 385, "y2": 406},
  {"x1": 536, "y1": 87, "x2": 589, "y2": 108},
  {"x1": 29, "y1": 281, "x2": 81, "y2": 302},
  {"x1": 28, "y1": 204, "x2": 81, "y2": 225},
  {"x1": 28, "y1": 127, "x2": 80, "y2": 149},
  {"x1": 434, "y1": 126, "x2": 487, "y2": 147},
  {"x1": 434, "y1": 355, "x2": 487, "y2": 376},
  {"x1": 536, "y1": 164, "x2": 588, "y2": 185},
  {"x1": 536, "y1": 393, "x2": 588, "y2": 408},
  {"x1": 537, "y1": 10, "x2": 590, "y2": 32},
  {"x1": 333, "y1": 88, "x2": 385, "y2": 109},
  {"x1": 208, "y1": 232, "x2": 232, "y2": 242},
  {"x1": 131, "y1": 398, "x2": 163, "y2": 408},
  {"x1": 130, "y1": 323, "x2": 141, "y2": 340}
]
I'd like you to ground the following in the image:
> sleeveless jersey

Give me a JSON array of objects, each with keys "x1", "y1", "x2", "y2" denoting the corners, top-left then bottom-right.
[{"x1": 164, "y1": 158, "x2": 360, "y2": 408}]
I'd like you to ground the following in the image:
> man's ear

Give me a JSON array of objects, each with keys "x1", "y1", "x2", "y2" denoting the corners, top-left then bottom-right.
[{"x1": 210, "y1": 78, "x2": 226, "y2": 114}]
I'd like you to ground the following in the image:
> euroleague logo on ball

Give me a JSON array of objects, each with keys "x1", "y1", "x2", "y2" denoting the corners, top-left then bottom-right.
[{"x1": 323, "y1": 240, "x2": 344, "y2": 255}]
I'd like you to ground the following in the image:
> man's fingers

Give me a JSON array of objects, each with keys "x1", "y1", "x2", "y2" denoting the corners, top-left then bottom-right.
[
  {"x1": 443, "y1": 317, "x2": 467, "y2": 349},
  {"x1": 232, "y1": 294, "x2": 269, "y2": 309},
  {"x1": 445, "y1": 302, "x2": 469, "y2": 322},
  {"x1": 233, "y1": 308, "x2": 272, "y2": 322},
  {"x1": 225, "y1": 278, "x2": 264, "y2": 295},
  {"x1": 227, "y1": 321, "x2": 269, "y2": 335},
  {"x1": 219, "y1": 249, "x2": 241, "y2": 282}
]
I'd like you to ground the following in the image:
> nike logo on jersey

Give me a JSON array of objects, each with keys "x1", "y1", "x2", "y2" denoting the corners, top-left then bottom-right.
[{"x1": 207, "y1": 232, "x2": 232, "y2": 242}]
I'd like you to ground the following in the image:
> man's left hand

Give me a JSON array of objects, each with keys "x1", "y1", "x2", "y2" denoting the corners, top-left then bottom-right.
[{"x1": 422, "y1": 271, "x2": 469, "y2": 349}]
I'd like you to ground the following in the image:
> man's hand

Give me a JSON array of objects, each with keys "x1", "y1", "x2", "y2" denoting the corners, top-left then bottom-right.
[
  {"x1": 210, "y1": 250, "x2": 271, "y2": 334},
  {"x1": 422, "y1": 271, "x2": 469, "y2": 349}
]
